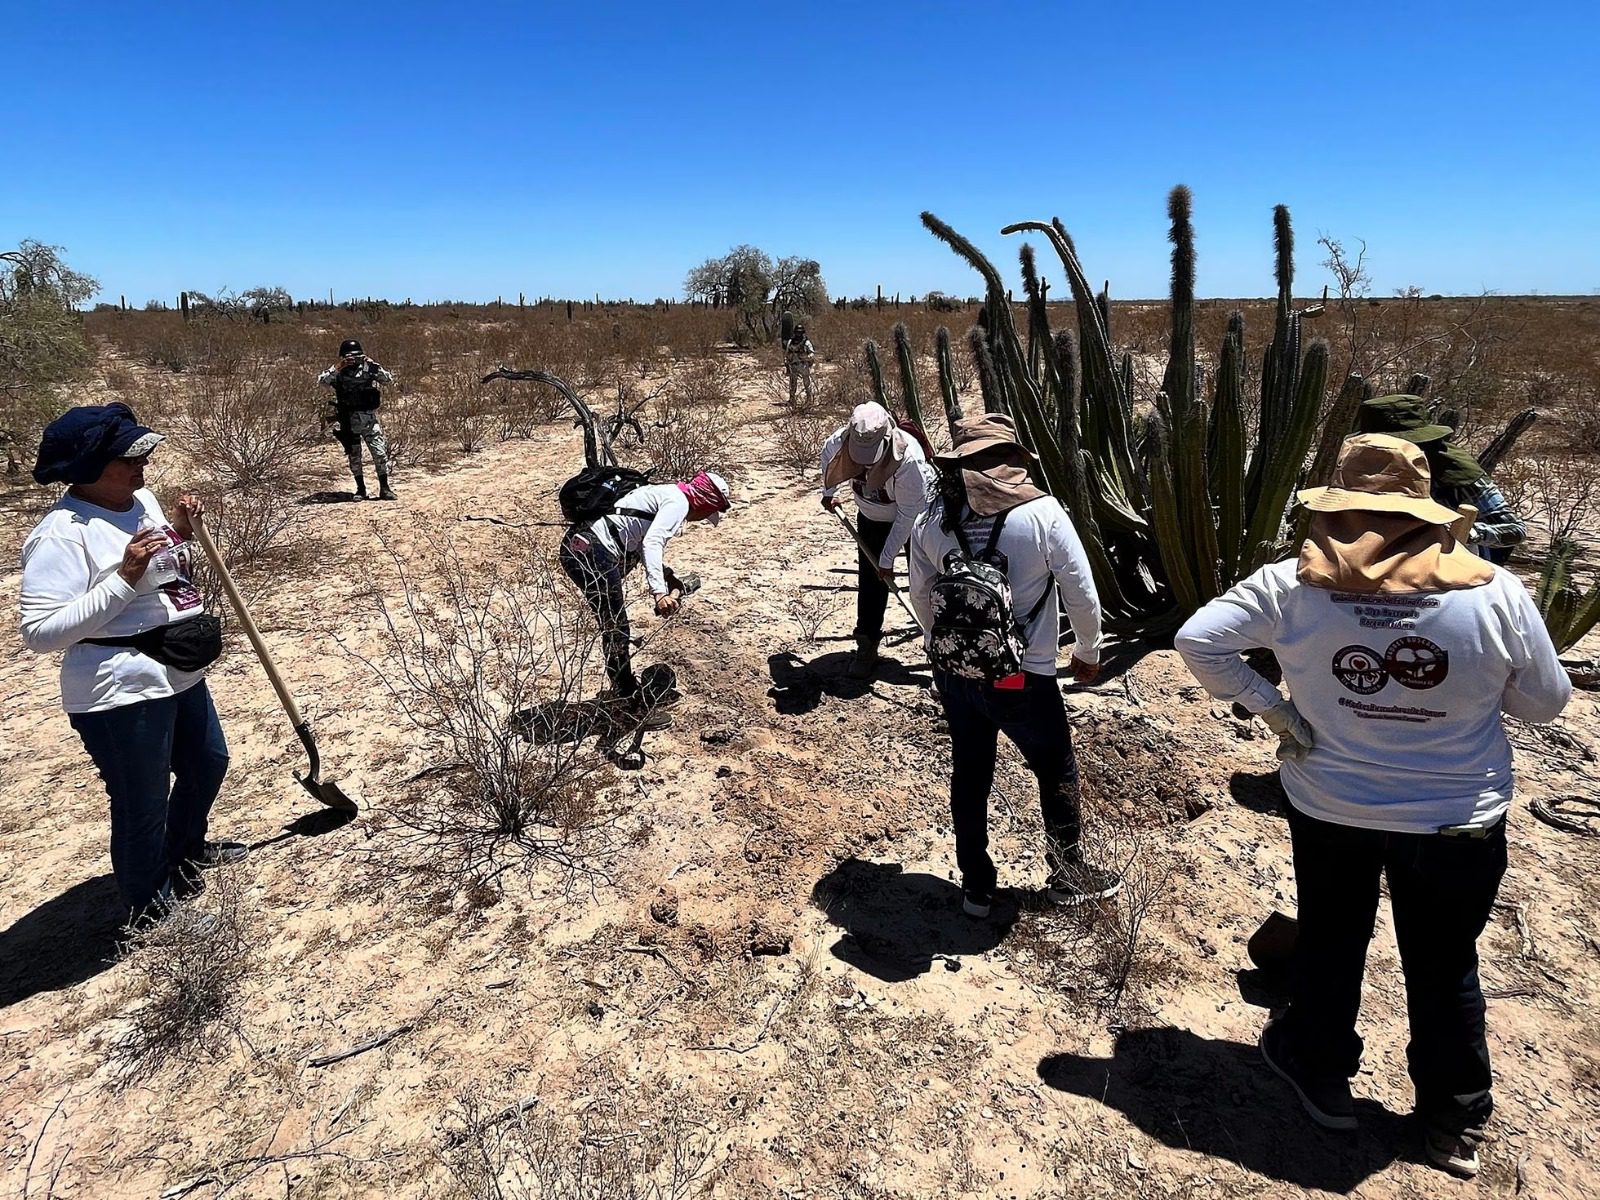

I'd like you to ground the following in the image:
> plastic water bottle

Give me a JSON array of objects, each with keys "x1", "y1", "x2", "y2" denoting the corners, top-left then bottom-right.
[{"x1": 139, "y1": 519, "x2": 180, "y2": 587}]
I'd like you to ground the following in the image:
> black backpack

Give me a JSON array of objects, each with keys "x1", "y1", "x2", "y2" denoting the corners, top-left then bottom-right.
[
  {"x1": 927, "y1": 505, "x2": 1054, "y2": 682},
  {"x1": 559, "y1": 465, "x2": 652, "y2": 525}
]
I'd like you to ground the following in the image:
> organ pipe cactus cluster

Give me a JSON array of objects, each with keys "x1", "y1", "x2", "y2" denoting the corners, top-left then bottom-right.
[{"x1": 919, "y1": 187, "x2": 1335, "y2": 636}]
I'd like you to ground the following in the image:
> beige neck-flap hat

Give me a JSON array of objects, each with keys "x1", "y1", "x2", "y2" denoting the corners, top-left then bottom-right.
[{"x1": 1297, "y1": 434, "x2": 1463, "y2": 526}]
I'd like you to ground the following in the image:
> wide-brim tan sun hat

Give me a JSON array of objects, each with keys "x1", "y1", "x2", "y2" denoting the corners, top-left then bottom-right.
[
  {"x1": 1297, "y1": 432, "x2": 1462, "y2": 526},
  {"x1": 933, "y1": 411, "x2": 1038, "y2": 463}
]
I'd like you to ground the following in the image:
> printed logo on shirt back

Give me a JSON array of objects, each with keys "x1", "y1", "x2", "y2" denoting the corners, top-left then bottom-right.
[
  {"x1": 1385, "y1": 636, "x2": 1449, "y2": 690},
  {"x1": 1332, "y1": 644, "x2": 1388, "y2": 694}
]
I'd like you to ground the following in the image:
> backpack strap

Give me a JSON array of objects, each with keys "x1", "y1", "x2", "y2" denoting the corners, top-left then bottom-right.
[
  {"x1": 980, "y1": 507, "x2": 1012, "y2": 561},
  {"x1": 1017, "y1": 578, "x2": 1055, "y2": 629},
  {"x1": 949, "y1": 498, "x2": 976, "y2": 557}
]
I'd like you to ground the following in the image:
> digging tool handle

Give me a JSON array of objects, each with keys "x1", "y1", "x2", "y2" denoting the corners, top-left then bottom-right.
[
  {"x1": 191, "y1": 514, "x2": 306, "y2": 728},
  {"x1": 831, "y1": 508, "x2": 924, "y2": 632}
]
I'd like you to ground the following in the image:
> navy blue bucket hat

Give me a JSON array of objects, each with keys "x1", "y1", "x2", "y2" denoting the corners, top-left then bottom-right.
[{"x1": 32, "y1": 403, "x2": 164, "y2": 486}]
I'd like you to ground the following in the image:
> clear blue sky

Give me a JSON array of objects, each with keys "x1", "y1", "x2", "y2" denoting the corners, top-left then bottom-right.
[{"x1": 5, "y1": 2, "x2": 1596, "y2": 305}]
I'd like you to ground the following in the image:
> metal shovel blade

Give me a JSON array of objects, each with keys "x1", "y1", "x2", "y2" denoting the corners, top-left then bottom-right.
[
  {"x1": 297, "y1": 771, "x2": 358, "y2": 812},
  {"x1": 293, "y1": 722, "x2": 359, "y2": 812}
]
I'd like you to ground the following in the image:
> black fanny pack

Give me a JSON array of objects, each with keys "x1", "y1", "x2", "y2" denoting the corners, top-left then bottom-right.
[{"x1": 84, "y1": 614, "x2": 223, "y2": 672}]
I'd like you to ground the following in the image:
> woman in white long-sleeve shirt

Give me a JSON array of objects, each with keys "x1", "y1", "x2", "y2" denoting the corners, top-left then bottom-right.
[
  {"x1": 1175, "y1": 434, "x2": 1570, "y2": 1177},
  {"x1": 20, "y1": 404, "x2": 242, "y2": 925},
  {"x1": 559, "y1": 469, "x2": 730, "y2": 727},
  {"x1": 819, "y1": 401, "x2": 934, "y2": 677},
  {"x1": 908, "y1": 413, "x2": 1118, "y2": 917}
]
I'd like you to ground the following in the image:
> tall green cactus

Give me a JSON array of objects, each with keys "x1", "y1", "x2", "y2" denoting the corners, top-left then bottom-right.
[
  {"x1": 966, "y1": 324, "x2": 1006, "y2": 417},
  {"x1": 1538, "y1": 540, "x2": 1600, "y2": 653},
  {"x1": 891, "y1": 321, "x2": 926, "y2": 430},
  {"x1": 921, "y1": 190, "x2": 1338, "y2": 637},
  {"x1": 935, "y1": 325, "x2": 963, "y2": 433},
  {"x1": 1209, "y1": 316, "x2": 1246, "y2": 578},
  {"x1": 864, "y1": 339, "x2": 889, "y2": 410}
]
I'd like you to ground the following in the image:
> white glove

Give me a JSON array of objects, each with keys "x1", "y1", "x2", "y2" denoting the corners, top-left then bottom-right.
[{"x1": 1259, "y1": 698, "x2": 1314, "y2": 762}]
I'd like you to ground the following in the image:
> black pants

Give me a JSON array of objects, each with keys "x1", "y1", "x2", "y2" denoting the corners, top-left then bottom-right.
[
  {"x1": 935, "y1": 670, "x2": 1082, "y2": 895},
  {"x1": 1285, "y1": 802, "x2": 1507, "y2": 1136},
  {"x1": 854, "y1": 514, "x2": 892, "y2": 645},
  {"x1": 560, "y1": 536, "x2": 637, "y2": 697}
]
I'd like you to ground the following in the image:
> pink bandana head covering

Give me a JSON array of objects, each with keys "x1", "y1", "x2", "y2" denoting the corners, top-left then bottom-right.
[{"x1": 678, "y1": 470, "x2": 730, "y2": 524}]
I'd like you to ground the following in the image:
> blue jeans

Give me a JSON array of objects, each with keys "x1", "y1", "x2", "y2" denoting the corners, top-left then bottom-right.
[
  {"x1": 68, "y1": 683, "x2": 230, "y2": 914},
  {"x1": 934, "y1": 669, "x2": 1082, "y2": 895},
  {"x1": 1285, "y1": 802, "x2": 1506, "y2": 1136}
]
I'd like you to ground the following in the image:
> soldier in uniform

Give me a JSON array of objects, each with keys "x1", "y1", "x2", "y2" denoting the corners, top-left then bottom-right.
[
  {"x1": 318, "y1": 338, "x2": 396, "y2": 501},
  {"x1": 783, "y1": 322, "x2": 816, "y2": 407}
]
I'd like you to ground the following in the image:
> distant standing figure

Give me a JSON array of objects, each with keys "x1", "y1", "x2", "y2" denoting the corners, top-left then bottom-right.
[
  {"x1": 1356, "y1": 394, "x2": 1526, "y2": 563},
  {"x1": 318, "y1": 338, "x2": 396, "y2": 501},
  {"x1": 783, "y1": 322, "x2": 816, "y2": 406}
]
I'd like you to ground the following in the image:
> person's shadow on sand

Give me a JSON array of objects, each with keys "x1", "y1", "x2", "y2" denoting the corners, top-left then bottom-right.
[
  {"x1": 0, "y1": 875, "x2": 122, "y2": 1008},
  {"x1": 810, "y1": 858, "x2": 1016, "y2": 983},
  {"x1": 1038, "y1": 1026, "x2": 1411, "y2": 1190},
  {"x1": 767, "y1": 651, "x2": 927, "y2": 717}
]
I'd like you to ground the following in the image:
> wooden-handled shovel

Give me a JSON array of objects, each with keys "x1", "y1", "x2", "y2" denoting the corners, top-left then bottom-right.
[{"x1": 191, "y1": 514, "x2": 357, "y2": 812}]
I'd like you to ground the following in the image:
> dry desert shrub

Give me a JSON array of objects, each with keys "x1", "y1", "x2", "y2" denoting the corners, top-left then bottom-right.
[
  {"x1": 180, "y1": 352, "x2": 314, "y2": 486},
  {"x1": 355, "y1": 526, "x2": 623, "y2": 885},
  {"x1": 185, "y1": 481, "x2": 302, "y2": 620},
  {"x1": 437, "y1": 369, "x2": 495, "y2": 454},
  {"x1": 645, "y1": 362, "x2": 731, "y2": 480},
  {"x1": 443, "y1": 1076, "x2": 721, "y2": 1200},
  {"x1": 110, "y1": 871, "x2": 252, "y2": 1083},
  {"x1": 786, "y1": 590, "x2": 836, "y2": 645},
  {"x1": 773, "y1": 410, "x2": 831, "y2": 471},
  {"x1": 1525, "y1": 453, "x2": 1600, "y2": 544},
  {"x1": 1007, "y1": 826, "x2": 1176, "y2": 1012}
]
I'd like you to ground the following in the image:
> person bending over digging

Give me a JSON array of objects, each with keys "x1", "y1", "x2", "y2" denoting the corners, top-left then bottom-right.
[
  {"x1": 907, "y1": 412, "x2": 1118, "y2": 917},
  {"x1": 1174, "y1": 433, "x2": 1569, "y2": 1178},
  {"x1": 318, "y1": 338, "x2": 396, "y2": 501},
  {"x1": 1356, "y1": 394, "x2": 1527, "y2": 564},
  {"x1": 559, "y1": 469, "x2": 731, "y2": 729},
  {"x1": 819, "y1": 401, "x2": 934, "y2": 678},
  {"x1": 19, "y1": 404, "x2": 242, "y2": 928}
]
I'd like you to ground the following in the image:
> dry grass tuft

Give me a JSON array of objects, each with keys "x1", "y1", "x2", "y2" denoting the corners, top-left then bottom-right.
[
  {"x1": 443, "y1": 1074, "x2": 722, "y2": 1199},
  {"x1": 110, "y1": 871, "x2": 252, "y2": 1083}
]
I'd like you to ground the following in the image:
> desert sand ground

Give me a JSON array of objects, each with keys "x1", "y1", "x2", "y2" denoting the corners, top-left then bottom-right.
[{"x1": 2, "y1": 354, "x2": 1598, "y2": 1199}]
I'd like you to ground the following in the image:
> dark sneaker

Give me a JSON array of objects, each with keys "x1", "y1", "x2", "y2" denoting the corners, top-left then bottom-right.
[
  {"x1": 352, "y1": 490, "x2": 368, "y2": 502},
  {"x1": 1259, "y1": 1016, "x2": 1357, "y2": 1131},
  {"x1": 1424, "y1": 1129, "x2": 1482, "y2": 1178},
  {"x1": 961, "y1": 888, "x2": 994, "y2": 918},
  {"x1": 1046, "y1": 860, "x2": 1123, "y2": 905},
  {"x1": 378, "y1": 483, "x2": 398, "y2": 501},
  {"x1": 848, "y1": 642, "x2": 880, "y2": 680},
  {"x1": 192, "y1": 840, "x2": 248, "y2": 869},
  {"x1": 171, "y1": 865, "x2": 206, "y2": 900}
]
